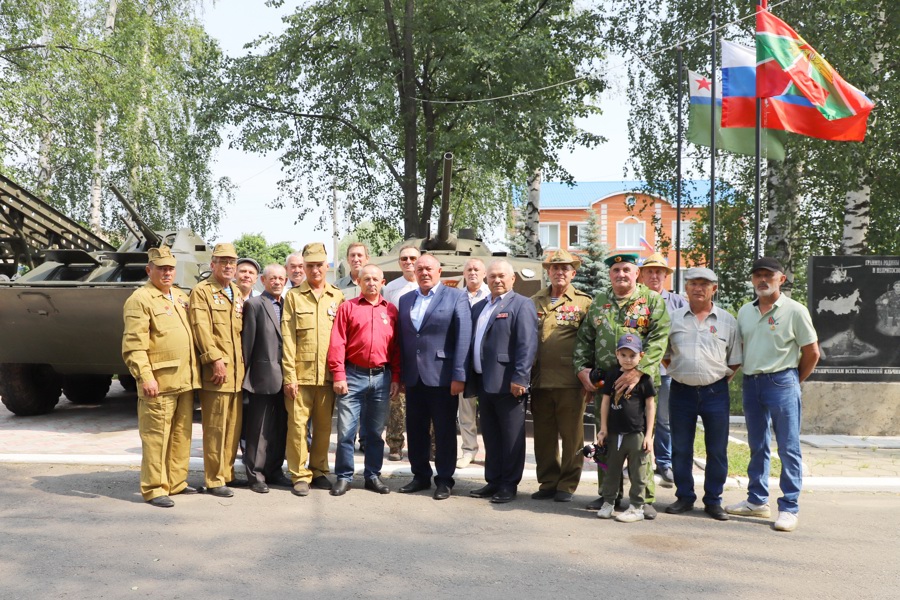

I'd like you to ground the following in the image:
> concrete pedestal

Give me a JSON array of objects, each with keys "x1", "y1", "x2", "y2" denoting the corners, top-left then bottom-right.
[{"x1": 802, "y1": 382, "x2": 900, "y2": 435}]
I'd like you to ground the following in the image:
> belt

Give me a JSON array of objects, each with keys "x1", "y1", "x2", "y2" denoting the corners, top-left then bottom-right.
[
  {"x1": 672, "y1": 377, "x2": 728, "y2": 389},
  {"x1": 743, "y1": 367, "x2": 797, "y2": 379},
  {"x1": 347, "y1": 362, "x2": 387, "y2": 375}
]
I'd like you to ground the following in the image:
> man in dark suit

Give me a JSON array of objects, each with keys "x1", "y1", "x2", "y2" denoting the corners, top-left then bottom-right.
[
  {"x1": 241, "y1": 264, "x2": 292, "y2": 494},
  {"x1": 467, "y1": 259, "x2": 538, "y2": 504},
  {"x1": 397, "y1": 254, "x2": 472, "y2": 500}
]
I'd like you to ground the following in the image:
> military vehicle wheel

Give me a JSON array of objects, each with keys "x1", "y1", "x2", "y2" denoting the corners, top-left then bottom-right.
[
  {"x1": 118, "y1": 373, "x2": 137, "y2": 392},
  {"x1": 62, "y1": 374, "x2": 113, "y2": 404},
  {"x1": 0, "y1": 364, "x2": 62, "y2": 416}
]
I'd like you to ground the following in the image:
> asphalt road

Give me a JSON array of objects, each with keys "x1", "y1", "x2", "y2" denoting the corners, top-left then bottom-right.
[{"x1": 1, "y1": 463, "x2": 897, "y2": 599}]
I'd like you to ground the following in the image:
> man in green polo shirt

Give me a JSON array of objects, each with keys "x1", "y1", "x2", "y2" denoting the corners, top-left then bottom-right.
[
  {"x1": 573, "y1": 252, "x2": 670, "y2": 519},
  {"x1": 726, "y1": 257, "x2": 819, "y2": 533}
]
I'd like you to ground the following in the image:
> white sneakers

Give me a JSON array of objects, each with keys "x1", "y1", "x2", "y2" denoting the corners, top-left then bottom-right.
[
  {"x1": 615, "y1": 505, "x2": 645, "y2": 523},
  {"x1": 456, "y1": 453, "x2": 475, "y2": 469},
  {"x1": 596, "y1": 502, "x2": 615, "y2": 519},
  {"x1": 725, "y1": 499, "x2": 772, "y2": 518},
  {"x1": 773, "y1": 511, "x2": 799, "y2": 532}
]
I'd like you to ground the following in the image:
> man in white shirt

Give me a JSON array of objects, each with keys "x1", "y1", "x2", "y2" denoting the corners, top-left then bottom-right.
[{"x1": 457, "y1": 258, "x2": 489, "y2": 468}]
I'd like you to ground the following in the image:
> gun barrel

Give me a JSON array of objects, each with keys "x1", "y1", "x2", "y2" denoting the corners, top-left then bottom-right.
[
  {"x1": 110, "y1": 184, "x2": 162, "y2": 248},
  {"x1": 437, "y1": 152, "x2": 453, "y2": 242}
]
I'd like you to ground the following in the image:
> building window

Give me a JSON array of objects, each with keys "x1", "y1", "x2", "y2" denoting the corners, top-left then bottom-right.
[
  {"x1": 539, "y1": 223, "x2": 559, "y2": 249},
  {"x1": 568, "y1": 222, "x2": 588, "y2": 248},
  {"x1": 671, "y1": 220, "x2": 693, "y2": 250},
  {"x1": 616, "y1": 219, "x2": 645, "y2": 250}
]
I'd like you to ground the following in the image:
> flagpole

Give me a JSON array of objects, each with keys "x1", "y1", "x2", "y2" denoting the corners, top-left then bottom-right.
[
  {"x1": 675, "y1": 46, "x2": 683, "y2": 294},
  {"x1": 755, "y1": 1, "x2": 766, "y2": 259},
  {"x1": 709, "y1": 2, "x2": 717, "y2": 270}
]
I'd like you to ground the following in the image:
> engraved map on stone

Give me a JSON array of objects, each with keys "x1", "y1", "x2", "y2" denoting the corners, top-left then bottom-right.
[{"x1": 816, "y1": 289, "x2": 861, "y2": 316}]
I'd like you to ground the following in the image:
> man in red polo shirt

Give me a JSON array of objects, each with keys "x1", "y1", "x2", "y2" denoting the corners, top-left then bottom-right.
[{"x1": 327, "y1": 264, "x2": 401, "y2": 496}]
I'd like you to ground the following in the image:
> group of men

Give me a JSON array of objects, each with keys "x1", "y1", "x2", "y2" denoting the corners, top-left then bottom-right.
[{"x1": 123, "y1": 239, "x2": 819, "y2": 532}]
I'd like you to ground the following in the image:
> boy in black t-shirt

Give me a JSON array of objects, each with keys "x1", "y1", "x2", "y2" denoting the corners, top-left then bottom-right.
[{"x1": 596, "y1": 334, "x2": 656, "y2": 523}]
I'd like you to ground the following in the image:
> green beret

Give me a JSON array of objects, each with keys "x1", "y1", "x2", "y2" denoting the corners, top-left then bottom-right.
[{"x1": 603, "y1": 253, "x2": 639, "y2": 268}]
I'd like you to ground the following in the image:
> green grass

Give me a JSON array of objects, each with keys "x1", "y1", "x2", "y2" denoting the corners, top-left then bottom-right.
[{"x1": 694, "y1": 432, "x2": 782, "y2": 478}]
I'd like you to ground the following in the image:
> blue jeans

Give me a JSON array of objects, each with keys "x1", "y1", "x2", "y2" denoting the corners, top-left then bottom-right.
[
  {"x1": 670, "y1": 378, "x2": 730, "y2": 506},
  {"x1": 334, "y1": 365, "x2": 392, "y2": 481},
  {"x1": 654, "y1": 375, "x2": 673, "y2": 470},
  {"x1": 743, "y1": 369, "x2": 803, "y2": 514}
]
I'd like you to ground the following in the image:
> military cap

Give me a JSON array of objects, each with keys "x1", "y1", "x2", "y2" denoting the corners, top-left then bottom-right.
[
  {"x1": 212, "y1": 243, "x2": 238, "y2": 259},
  {"x1": 302, "y1": 242, "x2": 328, "y2": 263},
  {"x1": 237, "y1": 257, "x2": 261, "y2": 272},
  {"x1": 685, "y1": 267, "x2": 718, "y2": 282},
  {"x1": 148, "y1": 246, "x2": 177, "y2": 267},
  {"x1": 542, "y1": 248, "x2": 582, "y2": 270},
  {"x1": 640, "y1": 251, "x2": 673, "y2": 274},
  {"x1": 751, "y1": 256, "x2": 783, "y2": 273},
  {"x1": 603, "y1": 253, "x2": 639, "y2": 268}
]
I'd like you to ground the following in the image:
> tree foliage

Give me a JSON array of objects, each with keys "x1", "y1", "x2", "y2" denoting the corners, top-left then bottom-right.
[
  {"x1": 571, "y1": 208, "x2": 610, "y2": 297},
  {"x1": 0, "y1": 0, "x2": 233, "y2": 237},
  {"x1": 233, "y1": 232, "x2": 295, "y2": 268},
  {"x1": 338, "y1": 220, "x2": 403, "y2": 258},
  {"x1": 221, "y1": 0, "x2": 608, "y2": 240}
]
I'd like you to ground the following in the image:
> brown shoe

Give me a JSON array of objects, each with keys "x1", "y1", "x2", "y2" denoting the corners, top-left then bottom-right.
[
  {"x1": 292, "y1": 481, "x2": 310, "y2": 497},
  {"x1": 388, "y1": 449, "x2": 403, "y2": 461}
]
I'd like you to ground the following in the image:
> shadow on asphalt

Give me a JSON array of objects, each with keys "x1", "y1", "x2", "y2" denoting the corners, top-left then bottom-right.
[{"x1": 30, "y1": 468, "x2": 145, "y2": 505}]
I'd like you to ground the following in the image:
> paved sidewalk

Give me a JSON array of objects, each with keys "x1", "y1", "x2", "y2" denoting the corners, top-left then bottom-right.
[{"x1": 1, "y1": 382, "x2": 898, "y2": 493}]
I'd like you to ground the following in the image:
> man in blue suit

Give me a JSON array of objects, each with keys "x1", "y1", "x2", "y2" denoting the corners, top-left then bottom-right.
[
  {"x1": 466, "y1": 259, "x2": 538, "y2": 504},
  {"x1": 397, "y1": 254, "x2": 472, "y2": 500}
]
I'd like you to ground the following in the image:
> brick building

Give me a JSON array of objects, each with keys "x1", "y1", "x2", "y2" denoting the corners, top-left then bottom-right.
[{"x1": 537, "y1": 180, "x2": 709, "y2": 291}]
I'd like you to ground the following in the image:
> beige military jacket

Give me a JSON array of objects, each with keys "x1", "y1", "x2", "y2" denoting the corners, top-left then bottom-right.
[
  {"x1": 282, "y1": 281, "x2": 344, "y2": 386},
  {"x1": 531, "y1": 284, "x2": 593, "y2": 389},
  {"x1": 122, "y1": 282, "x2": 200, "y2": 399},
  {"x1": 189, "y1": 278, "x2": 245, "y2": 393}
]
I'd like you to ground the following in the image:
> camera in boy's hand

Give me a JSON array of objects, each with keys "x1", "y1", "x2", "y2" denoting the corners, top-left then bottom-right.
[{"x1": 588, "y1": 367, "x2": 606, "y2": 389}]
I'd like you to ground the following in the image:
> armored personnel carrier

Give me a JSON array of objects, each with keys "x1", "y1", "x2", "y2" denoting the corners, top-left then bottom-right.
[{"x1": 0, "y1": 174, "x2": 211, "y2": 415}]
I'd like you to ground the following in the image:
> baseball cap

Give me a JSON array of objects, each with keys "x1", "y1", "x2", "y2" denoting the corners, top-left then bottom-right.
[
  {"x1": 751, "y1": 257, "x2": 783, "y2": 273},
  {"x1": 616, "y1": 334, "x2": 643, "y2": 353}
]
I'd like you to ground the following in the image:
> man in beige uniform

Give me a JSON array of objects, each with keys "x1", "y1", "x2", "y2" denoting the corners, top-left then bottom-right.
[
  {"x1": 282, "y1": 242, "x2": 345, "y2": 497},
  {"x1": 190, "y1": 242, "x2": 245, "y2": 498},
  {"x1": 530, "y1": 249, "x2": 593, "y2": 502},
  {"x1": 123, "y1": 246, "x2": 200, "y2": 508}
]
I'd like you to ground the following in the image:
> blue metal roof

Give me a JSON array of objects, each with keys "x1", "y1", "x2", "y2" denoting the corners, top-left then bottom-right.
[{"x1": 539, "y1": 180, "x2": 712, "y2": 209}]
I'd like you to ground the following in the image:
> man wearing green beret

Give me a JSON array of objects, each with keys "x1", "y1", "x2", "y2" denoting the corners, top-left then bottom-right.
[{"x1": 573, "y1": 252, "x2": 670, "y2": 518}]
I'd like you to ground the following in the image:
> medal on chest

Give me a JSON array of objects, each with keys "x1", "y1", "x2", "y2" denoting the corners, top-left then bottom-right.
[{"x1": 381, "y1": 311, "x2": 389, "y2": 325}]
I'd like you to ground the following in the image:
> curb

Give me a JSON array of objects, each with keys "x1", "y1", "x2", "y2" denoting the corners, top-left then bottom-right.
[{"x1": 3, "y1": 453, "x2": 899, "y2": 492}]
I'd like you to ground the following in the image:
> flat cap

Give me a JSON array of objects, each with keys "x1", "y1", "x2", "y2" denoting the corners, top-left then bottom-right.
[
  {"x1": 302, "y1": 242, "x2": 328, "y2": 263},
  {"x1": 212, "y1": 243, "x2": 238, "y2": 259},
  {"x1": 604, "y1": 253, "x2": 639, "y2": 268},
  {"x1": 237, "y1": 257, "x2": 261, "y2": 272},
  {"x1": 542, "y1": 248, "x2": 581, "y2": 270},
  {"x1": 751, "y1": 256, "x2": 783, "y2": 273},
  {"x1": 148, "y1": 246, "x2": 177, "y2": 267},
  {"x1": 684, "y1": 267, "x2": 718, "y2": 282},
  {"x1": 640, "y1": 252, "x2": 673, "y2": 273}
]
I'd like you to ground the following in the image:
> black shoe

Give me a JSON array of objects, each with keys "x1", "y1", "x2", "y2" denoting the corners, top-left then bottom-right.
[
  {"x1": 207, "y1": 486, "x2": 234, "y2": 498},
  {"x1": 490, "y1": 488, "x2": 517, "y2": 504},
  {"x1": 554, "y1": 491, "x2": 574, "y2": 503},
  {"x1": 269, "y1": 474, "x2": 294, "y2": 488},
  {"x1": 176, "y1": 485, "x2": 198, "y2": 495},
  {"x1": 226, "y1": 478, "x2": 249, "y2": 488},
  {"x1": 531, "y1": 489, "x2": 556, "y2": 500},
  {"x1": 365, "y1": 477, "x2": 391, "y2": 494},
  {"x1": 398, "y1": 479, "x2": 431, "y2": 494},
  {"x1": 311, "y1": 475, "x2": 333, "y2": 490},
  {"x1": 330, "y1": 479, "x2": 351, "y2": 496},
  {"x1": 250, "y1": 482, "x2": 270, "y2": 494},
  {"x1": 666, "y1": 498, "x2": 696, "y2": 514},
  {"x1": 704, "y1": 504, "x2": 731, "y2": 521},
  {"x1": 470, "y1": 484, "x2": 500, "y2": 498},
  {"x1": 585, "y1": 496, "x2": 604, "y2": 511},
  {"x1": 643, "y1": 503, "x2": 658, "y2": 520},
  {"x1": 148, "y1": 495, "x2": 174, "y2": 508},
  {"x1": 433, "y1": 484, "x2": 451, "y2": 500}
]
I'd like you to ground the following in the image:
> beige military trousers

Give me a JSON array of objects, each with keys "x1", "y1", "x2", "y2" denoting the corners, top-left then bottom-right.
[
  {"x1": 286, "y1": 384, "x2": 334, "y2": 483},
  {"x1": 200, "y1": 390, "x2": 242, "y2": 488},
  {"x1": 531, "y1": 387, "x2": 587, "y2": 494},
  {"x1": 138, "y1": 390, "x2": 194, "y2": 501}
]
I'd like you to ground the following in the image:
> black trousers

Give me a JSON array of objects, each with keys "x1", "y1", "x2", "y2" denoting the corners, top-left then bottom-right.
[
  {"x1": 405, "y1": 381, "x2": 459, "y2": 487},
  {"x1": 242, "y1": 391, "x2": 287, "y2": 483},
  {"x1": 479, "y1": 388, "x2": 527, "y2": 490}
]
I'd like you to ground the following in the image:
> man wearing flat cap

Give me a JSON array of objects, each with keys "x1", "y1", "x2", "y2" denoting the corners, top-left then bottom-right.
[
  {"x1": 573, "y1": 252, "x2": 670, "y2": 518},
  {"x1": 235, "y1": 257, "x2": 262, "y2": 302},
  {"x1": 190, "y1": 242, "x2": 245, "y2": 497},
  {"x1": 663, "y1": 267, "x2": 741, "y2": 521},
  {"x1": 727, "y1": 257, "x2": 819, "y2": 532},
  {"x1": 529, "y1": 249, "x2": 593, "y2": 502},
  {"x1": 123, "y1": 246, "x2": 200, "y2": 508},
  {"x1": 282, "y1": 242, "x2": 344, "y2": 497},
  {"x1": 638, "y1": 252, "x2": 686, "y2": 487}
]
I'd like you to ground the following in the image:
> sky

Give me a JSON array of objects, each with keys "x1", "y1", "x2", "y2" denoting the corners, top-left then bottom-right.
[{"x1": 202, "y1": 0, "x2": 630, "y2": 255}]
